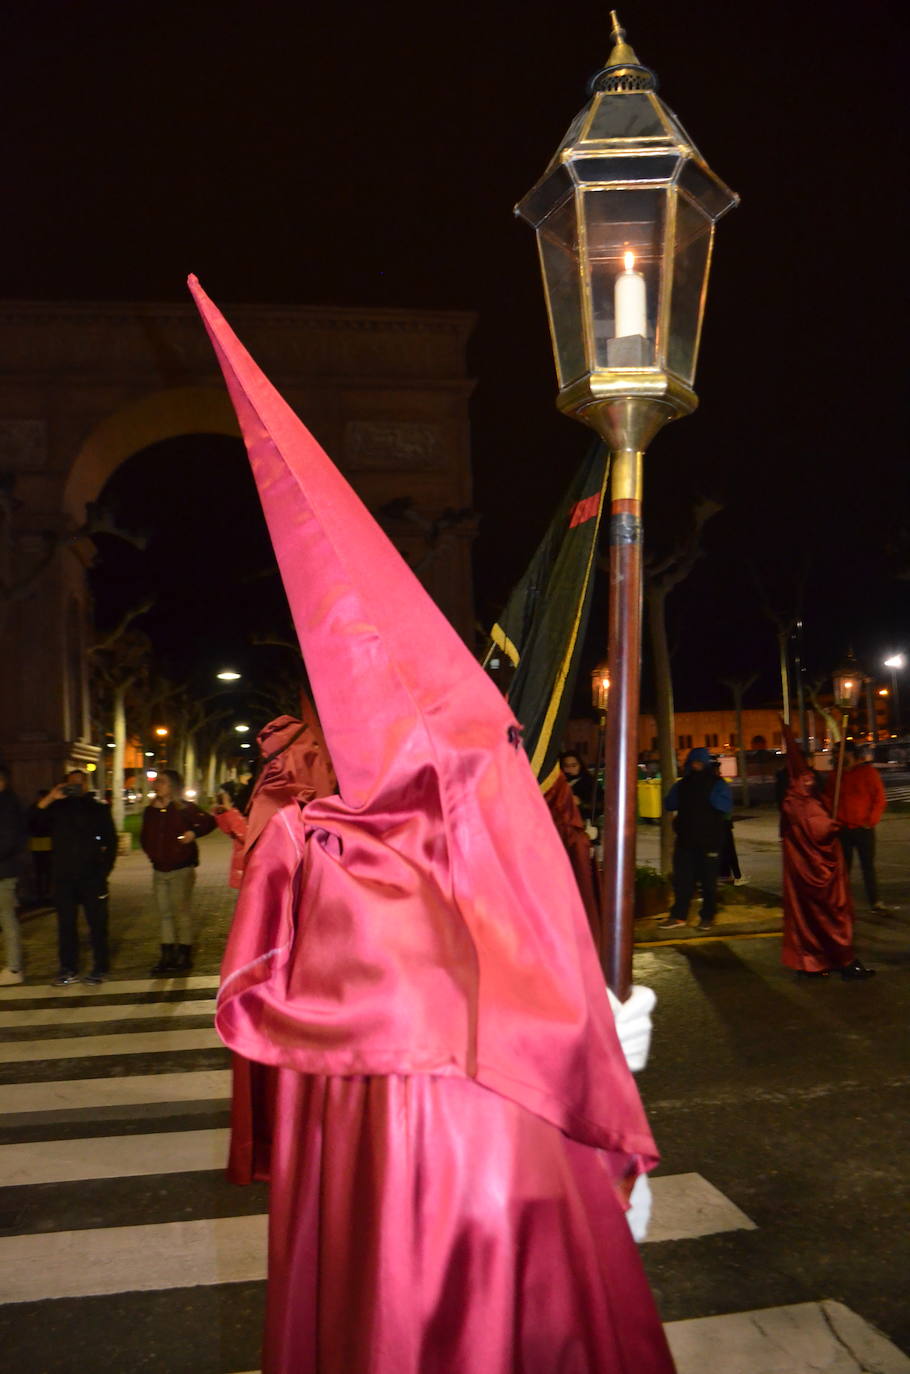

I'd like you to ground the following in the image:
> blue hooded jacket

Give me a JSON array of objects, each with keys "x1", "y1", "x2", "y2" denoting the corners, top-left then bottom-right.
[{"x1": 664, "y1": 748, "x2": 732, "y2": 849}]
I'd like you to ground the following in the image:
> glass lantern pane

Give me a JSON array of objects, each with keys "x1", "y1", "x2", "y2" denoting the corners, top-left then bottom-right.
[
  {"x1": 583, "y1": 188, "x2": 664, "y2": 369},
  {"x1": 538, "y1": 194, "x2": 587, "y2": 386},
  {"x1": 585, "y1": 93, "x2": 669, "y2": 142},
  {"x1": 667, "y1": 195, "x2": 713, "y2": 384}
]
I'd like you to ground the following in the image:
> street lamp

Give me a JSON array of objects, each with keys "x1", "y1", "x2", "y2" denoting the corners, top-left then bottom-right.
[
  {"x1": 153, "y1": 726, "x2": 169, "y2": 738},
  {"x1": 516, "y1": 11, "x2": 737, "y2": 996},
  {"x1": 883, "y1": 653, "x2": 905, "y2": 735},
  {"x1": 234, "y1": 723, "x2": 250, "y2": 734},
  {"x1": 216, "y1": 669, "x2": 242, "y2": 681}
]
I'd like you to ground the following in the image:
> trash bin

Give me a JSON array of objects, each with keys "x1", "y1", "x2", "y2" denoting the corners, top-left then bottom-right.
[{"x1": 637, "y1": 778, "x2": 662, "y2": 821}]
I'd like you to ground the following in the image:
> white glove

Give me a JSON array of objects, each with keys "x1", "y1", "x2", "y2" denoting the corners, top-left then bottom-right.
[
  {"x1": 625, "y1": 1172, "x2": 652, "y2": 1242},
  {"x1": 607, "y1": 983, "x2": 657, "y2": 1073}
]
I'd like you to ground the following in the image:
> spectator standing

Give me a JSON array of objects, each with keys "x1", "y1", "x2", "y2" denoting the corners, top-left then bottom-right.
[
  {"x1": 0, "y1": 765, "x2": 27, "y2": 986},
  {"x1": 559, "y1": 751, "x2": 598, "y2": 824},
  {"x1": 141, "y1": 769, "x2": 216, "y2": 975},
  {"x1": 825, "y1": 746, "x2": 889, "y2": 913},
  {"x1": 658, "y1": 747, "x2": 732, "y2": 934},
  {"x1": 35, "y1": 770, "x2": 116, "y2": 986}
]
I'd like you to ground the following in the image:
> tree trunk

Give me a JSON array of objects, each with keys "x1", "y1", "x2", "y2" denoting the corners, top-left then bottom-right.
[
  {"x1": 111, "y1": 684, "x2": 127, "y2": 833},
  {"x1": 733, "y1": 687, "x2": 750, "y2": 808},
  {"x1": 184, "y1": 733, "x2": 197, "y2": 795},
  {"x1": 778, "y1": 629, "x2": 791, "y2": 725},
  {"x1": 646, "y1": 581, "x2": 676, "y2": 877}
]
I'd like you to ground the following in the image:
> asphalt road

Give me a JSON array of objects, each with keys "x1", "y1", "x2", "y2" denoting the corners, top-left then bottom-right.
[{"x1": 633, "y1": 931, "x2": 910, "y2": 1356}]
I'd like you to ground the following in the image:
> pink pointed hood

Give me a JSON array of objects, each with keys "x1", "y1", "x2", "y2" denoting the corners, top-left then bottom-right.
[{"x1": 191, "y1": 276, "x2": 657, "y2": 1173}]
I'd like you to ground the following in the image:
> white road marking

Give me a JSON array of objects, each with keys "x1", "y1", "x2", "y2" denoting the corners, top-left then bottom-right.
[
  {"x1": 645, "y1": 1172, "x2": 756, "y2": 1243},
  {"x1": 0, "y1": 1027, "x2": 222, "y2": 1063},
  {"x1": 0, "y1": 1127, "x2": 231, "y2": 1186},
  {"x1": 0, "y1": 1214, "x2": 269, "y2": 1302},
  {"x1": 0, "y1": 975, "x2": 219, "y2": 1002},
  {"x1": 665, "y1": 1299, "x2": 910, "y2": 1374},
  {"x1": 0, "y1": 1068, "x2": 232, "y2": 1116},
  {"x1": 0, "y1": 999, "x2": 217, "y2": 1030}
]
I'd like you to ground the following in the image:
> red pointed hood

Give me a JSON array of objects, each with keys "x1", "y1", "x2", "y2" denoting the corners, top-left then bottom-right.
[
  {"x1": 191, "y1": 276, "x2": 657, "y2": 1173},
  {"x1": 189, "y1": 275, "x2": 511, "y2": 810}
]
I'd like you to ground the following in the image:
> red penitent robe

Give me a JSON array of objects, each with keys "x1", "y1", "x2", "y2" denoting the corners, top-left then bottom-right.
[
  {"x1": 780, "y1": 773, "x2": 856, "y2": 972},
  {"x1": 192, "y1": 276, "x2": 675, "y2": 1374}
]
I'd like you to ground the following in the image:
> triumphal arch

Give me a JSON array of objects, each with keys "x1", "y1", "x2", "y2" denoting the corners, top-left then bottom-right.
[{"x1": 0, "y1": 298, "x2": 476, "y2": 796}]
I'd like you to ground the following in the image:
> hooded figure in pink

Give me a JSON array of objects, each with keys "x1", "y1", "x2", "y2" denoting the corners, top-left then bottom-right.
[{"x1": 190, "y1": 276, "x2": 674, "y2": 1374}]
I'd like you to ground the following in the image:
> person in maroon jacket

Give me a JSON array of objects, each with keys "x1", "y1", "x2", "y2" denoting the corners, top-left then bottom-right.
[
  {"x1": 825, "y1": 746, "x2": 890, "y2": 914},
  {"x1": 140, "y1": 769, "x2": 216, "y2": 974}
]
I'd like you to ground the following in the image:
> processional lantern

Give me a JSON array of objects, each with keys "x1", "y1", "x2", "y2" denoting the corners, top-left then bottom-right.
[
  {"x1": 832, "y1": 656, "x2": 863, "y2": 712},
  {"x1": 516, "y1": 11, "x2": 737, "y2": 998},
  {"x1": 591, "y1": 660, "x2": 611, "y2": 713}
]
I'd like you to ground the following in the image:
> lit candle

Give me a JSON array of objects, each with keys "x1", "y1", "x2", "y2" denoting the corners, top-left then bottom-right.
[{"x1": 614, "y1": 250, "x2": 647, "y2": 338}]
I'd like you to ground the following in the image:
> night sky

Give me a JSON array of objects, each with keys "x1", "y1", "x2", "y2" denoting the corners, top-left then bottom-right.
[{"x1": 7, "y1": 0, "x2": 908, "y2": 714}]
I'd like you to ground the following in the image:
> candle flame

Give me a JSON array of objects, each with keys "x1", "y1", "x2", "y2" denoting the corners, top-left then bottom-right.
[{"x1": 623, "y1": 250, "x2": 635, "y2": 272}]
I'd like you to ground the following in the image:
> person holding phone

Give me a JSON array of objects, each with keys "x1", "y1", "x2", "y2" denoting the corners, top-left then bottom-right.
[{"x1": 35, "y1": 770, "x2": 117, "y2": 985}]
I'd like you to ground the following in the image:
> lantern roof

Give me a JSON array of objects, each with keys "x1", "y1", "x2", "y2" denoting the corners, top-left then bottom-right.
[{"x1": 517, "y1": 12, "x2": 738, "y2": 229}]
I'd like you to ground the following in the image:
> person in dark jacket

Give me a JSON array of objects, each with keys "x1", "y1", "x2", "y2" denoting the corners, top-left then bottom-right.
[
  {"x1": 658, "y1": 747, "x2": 732, "y2": 934},
  {"x1": 0, "y1": 765, "x2": 27, "y2": 986},
  {"x1": 35, "y1": 770, "x2": 117, "y2": 985},
  {"x1": 141, "y1": 768, "x2": 216, "y2": 975}
]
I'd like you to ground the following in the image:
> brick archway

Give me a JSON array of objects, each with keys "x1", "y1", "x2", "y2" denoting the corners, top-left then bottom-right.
[{"x1": 0, "y1": 299, "x2": 475, "y2": 795}]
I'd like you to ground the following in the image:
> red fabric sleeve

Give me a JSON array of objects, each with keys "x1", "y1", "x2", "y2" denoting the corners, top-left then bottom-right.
[{"x1": 867, "y1": 767, "x2": 886, "y2": 827}]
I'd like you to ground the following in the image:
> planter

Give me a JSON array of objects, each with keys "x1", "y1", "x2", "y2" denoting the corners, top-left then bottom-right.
[{"x1": 634, "y1": 883, "x2": 672, "y2": 920}]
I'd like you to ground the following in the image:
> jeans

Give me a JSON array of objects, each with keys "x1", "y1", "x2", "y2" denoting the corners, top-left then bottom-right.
[
  {"x1": 838, "y1": 827, "x2": 879, "y2": 907},
  {"x1": 0, "y1": 876, "x2": 23, "y2": 972},
  {"x1": 671, "y1": 844, "x2": 720, "y2": 924},
  {"x1": 54, "y1": 873, "x2": 110, "y2": 974},
  {"x1": 152, "y1": 867, "x2": 196, "y2": 944}
]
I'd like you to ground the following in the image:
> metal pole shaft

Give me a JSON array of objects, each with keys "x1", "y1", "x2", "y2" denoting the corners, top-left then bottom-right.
[{"x1": 601, "y1": 447, "x2": 643, "y2": 1002}]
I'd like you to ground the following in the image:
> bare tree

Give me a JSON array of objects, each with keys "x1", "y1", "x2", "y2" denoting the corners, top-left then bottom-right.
[
  {"x1": 642, "y1": 496, "x2": 722, "y2": 876},
  {"x1": 87, "y1": 602, "x2": 152, "y2": 832},
  {"x1": 720, "y1": 674, "x2": 757, "y2": 807}
]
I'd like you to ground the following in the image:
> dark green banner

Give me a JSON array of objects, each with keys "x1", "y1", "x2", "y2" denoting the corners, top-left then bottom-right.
[{"x1": 487, "y1": 441, "x2": 609, "y2": 789}]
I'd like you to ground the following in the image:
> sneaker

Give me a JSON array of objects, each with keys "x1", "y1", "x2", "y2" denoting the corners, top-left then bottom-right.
[
  {"x1": 871, "y1": 903, "x2": 894, "y2": 915},
  {"x1": 733, "y1": 875, "x2": 749, "y2": 887},
  {"x1": 82, "y1": 971, "x2": 105, "y2": 986},
  {"x1": 0, "y1": 968, "x2": 24, "y2": 987},
  {"x1": 51, "y1": 970, "x2": 80, "y2": 987},
  {"x1": 696, "y1": 921, "x2": 715, "y2": 932},
  {"x1": 656, "y1": 918, "x2": 687, "y2": 930}
]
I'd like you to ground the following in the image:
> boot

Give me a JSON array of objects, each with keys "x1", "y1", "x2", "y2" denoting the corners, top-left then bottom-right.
[
  {"x1": 174, "y1": 944, "x2": 194, "y2": 972},
  {"x1": 150, "y1": 944, "x2": 177, "y2": 976}
]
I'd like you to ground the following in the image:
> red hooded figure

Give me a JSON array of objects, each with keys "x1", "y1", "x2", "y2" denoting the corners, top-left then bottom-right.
[
  {"x1": 226, "y1": 711, "x2": 337, "y2": 1186},
  {"x1": 779, "y1": 723, "x2": 873, "y2": 980},
  {"x1": 189, "y1": 276, "x2": 674, "y2": 1374}
]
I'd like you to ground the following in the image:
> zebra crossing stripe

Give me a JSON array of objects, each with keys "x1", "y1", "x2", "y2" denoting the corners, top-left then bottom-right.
[
  {"x1": 0, "y1": 1214, "x2": 269, "y2": 1302},
  {"x1": 0, "y1": 1169, "x2": 756, "y2": 1309},
  {"x1": 0, "y1": 975, "x2": 220, "y2": 1001},
  {"x1": 0, "y1": 1127, "x2": 231, "y2": 1185},
  {"x1": 0, "y1": 1026, "x2": 222, "y2": 1063},
  {"x1": 665, "y1": 1299, "x2": 910, "y2": 1374},
  {"x1": 0, "y1": 1068, "x2": 232, "y2": 1116},
  {"x1": 0, "y1": 998, "x2": 217, "y2": 1029},
  {"x1": 646, "y1": 1172, "x2": 756, "y2": 1242}
]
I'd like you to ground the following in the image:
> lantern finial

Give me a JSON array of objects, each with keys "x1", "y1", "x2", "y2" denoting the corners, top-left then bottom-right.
[
  {"x1": 590, "y1": 13, "x2": 657, "y2": 93},
  {"x1": 607, "y1": 11, "x2": 638, "y2": 66}
]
